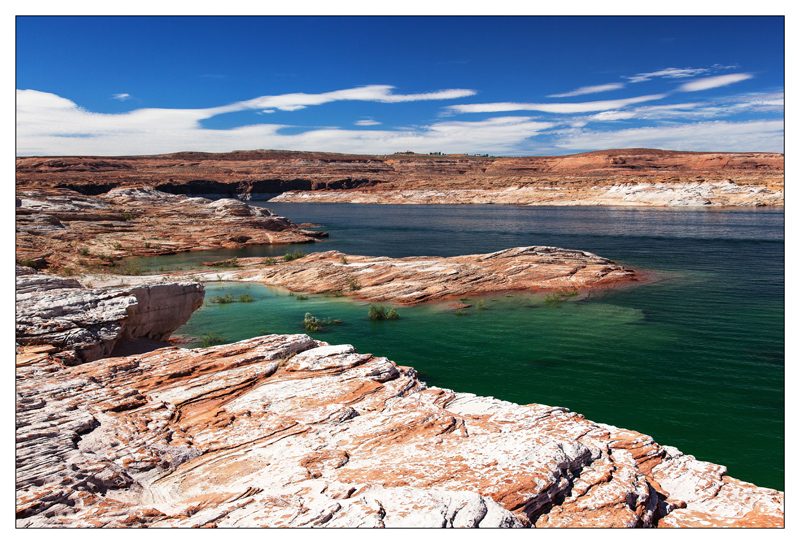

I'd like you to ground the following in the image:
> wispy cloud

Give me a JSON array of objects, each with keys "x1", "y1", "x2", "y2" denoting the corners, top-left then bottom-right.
[
  {"x1": 16, "y1": 89, "x2": 551, "y2": 156},
  {"x1": 354, "y1": 119, "x2": 381, "y2": 126},
  {"x1": 552, "y1": 119, "x2": 784, "y2": 153},
  {"x1": 676, "y1": 73, "x2": 754, "y2": 92},
  {"x1": 625, "y1": 67, "x2": 709, "y2": 83},
  {"x1": 448, "y1": 94, "x2": 666, "y2": 114},
  {"x1": 111, "y1": 93, "x2": 131, "y2": 101},
  {"x1": 548, "y1": 83, "x2": 625, "y2": 98},
  {"x1": 228, "y1": 85, "x2": 477, "y2": 113}
]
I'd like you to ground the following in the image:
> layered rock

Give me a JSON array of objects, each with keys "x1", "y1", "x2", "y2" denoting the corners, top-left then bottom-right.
[
  {"x1": 204, "y1": 247, "x2": 639, "y2": 304},
  {"x1": 16, "y1": 148, "x2": 784, "y2": 206},
  {"x1": 271, "y1": 179, "x2": 784, "y2": 207},
  {"x1": 15, "y1": 335, "x2": 784, "y2": 527},
  {"x1": 15, "y1": 267, "x2": 204, "y2": 363},
  {"x1": 15, "y1": 186, "x2": 322, "y2": 273}
]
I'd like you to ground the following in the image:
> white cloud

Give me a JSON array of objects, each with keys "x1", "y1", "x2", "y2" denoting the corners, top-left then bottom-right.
[
  {"x1": 354, "y1": 119, "x2": 381, "y2": 126},
  {"x1": 553, "y1": 119, "x2": 784, "y2": 153},
  {"x1": 676, "y1": 73, "x2": 754, "y2": 92},
  {"x1": 15, "y1": 89, "x2": 553, "y2": 156},
  {"x1": 448, "y1": 94, "x2": 667, "y2": 114},
  {"x1": 232, "y1": 85, "x2": 476, "y2": 112},
  {"x1": 112, "y1": 93, "x2": 131, "y2": 101},
  {"x1": 625, "y1": 67, "x2": 709, "y2": 83},
  {"x1": 548, "y1": 83, "x2": 625, "y2": 98}
]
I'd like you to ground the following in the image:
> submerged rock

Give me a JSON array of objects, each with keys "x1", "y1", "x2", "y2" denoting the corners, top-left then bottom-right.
[{"x1": 15, "y1": 335, "x2": 783, "y2": 527}]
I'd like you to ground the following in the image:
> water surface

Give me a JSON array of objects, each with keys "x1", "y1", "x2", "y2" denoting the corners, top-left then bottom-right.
[{"x1": 168, "y1": 204, "x2": 783, "y2": 490}]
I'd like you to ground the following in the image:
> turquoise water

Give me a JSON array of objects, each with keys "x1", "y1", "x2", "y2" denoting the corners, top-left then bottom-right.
[{"x1": 167, "y1": 204, "x2": 783, "y2": 491}]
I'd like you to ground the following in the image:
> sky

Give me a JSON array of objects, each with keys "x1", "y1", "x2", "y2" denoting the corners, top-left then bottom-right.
[{"x1": 15, "y1": 15, "x2": 785, "y2": 157}]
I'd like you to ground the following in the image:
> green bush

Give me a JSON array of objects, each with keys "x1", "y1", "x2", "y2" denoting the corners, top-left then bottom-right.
[
  {"x1": 237, "y1": 293, "x2": 254, "y2": 303},
  {"x1": 296, "y1": 294, "x2": 309, "y2": 301},
  {"x1": 264, "y1": 257, "x2": 277, "y2": 266},
  {"x1": 200, "y1": 333, "x2": 227, "y2": 348},
  {"x1": 340, "y1": 256, "x2": 349, "y2": 264},
  {"x1": 78, "y1": 247, "x2": 89, "y2": 255},
  {"x1": 283, "y1": 249, "x2": 307, "y2": 262},
  {"x1": 123, "y1": 213, "x2": 133, "y2": 221},
  {"x1": 455, "y1": 309, "x2": 468, "y2": 317},
  {"x1": 346, "y1": 277, "x2": 362, "y2": 291},
  {"x1": 323, "y1": 290, "x2": 345, "y2": 297},
  {"x1": 301, "y1": 313, "x2": 342, "y2": 333},
  {"x1": 369, "y1": 305, "x2": 400, "y2": 321}
]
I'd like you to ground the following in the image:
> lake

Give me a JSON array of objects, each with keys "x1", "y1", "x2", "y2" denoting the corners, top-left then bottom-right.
[{"x1": 161, "y1": 203, "x2": 783, "y2": 491}]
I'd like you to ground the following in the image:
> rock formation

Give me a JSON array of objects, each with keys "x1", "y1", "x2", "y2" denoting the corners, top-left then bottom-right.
[
  {"x1": 16, "y1": 148, "x2": 783, "y2": 206},
  {"x1": 15, "y1": 186, "x2": 323, "y2": 273},
  {"x1": 15, "y1": 267, "x2": 205, "y2": 364},
  {"x1": 202, "y1": 247, "x2": 639, "y2": 304},
  {"x1": 15, "y1": 335, "x2": 784, "y2": 527}
]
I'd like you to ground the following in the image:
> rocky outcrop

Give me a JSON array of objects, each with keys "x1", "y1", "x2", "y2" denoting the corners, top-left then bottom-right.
[
  {"x1": 15, "y1": 267, "x2": 204, "y2": 363},
  {"x1": 15, "y1": 335, "x2": 783, "y2": 527},
  {"x1": 16, "y1": 149, "x2": 784, "y2": 206},
  {"x1": 207, "y1": 247, "x2": 639, "y2": 304},
  {"x1": 15, "y1": 186, "x2": 322, "y2": 273},
  {"x1": 271, "y1": 179, "x2": 783, "y2": 207}
]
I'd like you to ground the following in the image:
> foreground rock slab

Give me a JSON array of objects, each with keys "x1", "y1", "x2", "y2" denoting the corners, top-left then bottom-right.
[
  {"x1": 16, "y1": 335, "x2": 783, "y2": 528},
  {"x1": 234, "y1": 246, "x2": 639, "y2": 304}
]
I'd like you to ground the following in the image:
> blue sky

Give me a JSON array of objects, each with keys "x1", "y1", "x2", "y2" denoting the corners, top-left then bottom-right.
[{"x1": 15, "y1": 16, "x2": 785, "y2": 156}]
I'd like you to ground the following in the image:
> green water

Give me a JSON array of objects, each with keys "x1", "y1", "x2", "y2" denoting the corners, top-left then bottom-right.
[{"x1": 164, "y1": 204, "x2": 783, "y2": 490}]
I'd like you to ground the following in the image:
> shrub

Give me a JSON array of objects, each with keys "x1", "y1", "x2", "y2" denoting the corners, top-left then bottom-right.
[
  {"x1": 200, "y1": 333, "x2": 227, "y2": 348},
  {"x1": 477, "y1": 300, "x2": 487, "y2": 310},
  {"x1": 346, "y1": 277, "x2": 362, "y2": 291},
  {"x1": 301, "y1": 313, "x2": 342, "y2": 333},
  {"x1": 340, "y1": 256, "x2": 349, "y2": 264},
  {"x1": 237, "y1": 293, "x2": 254, "y2": 303},
  {"x1": 283, "y1": 249, "x2": 307, "y2": 262},
  {"x1": 123, "y1": 213, "x2": 133, "y2": 221},
  {"x1": 78, "y1": 247, "x2": 89, "y2": 255},
  {"x1": 323, "y1": 290, "x2": 345, "y2": 298},
  {"x1": 264, "y1": 257, "x2": 277, "y2": 266},
  {"x1": 302, "y1": 312, "x2": 322, "y2": 332},
  {"x1": 209, "y1": 293, "x2": 236, "y2": 304},
  {"x1": 369, "y1": 305, "x2": 400, "y2": 321},
  {"x1": 295, "y1": 294, "x2": 309, "y2": 301},
  {"x1": 112, "y1": 242, "x2": 122, "y2": 250},
  {"x1": 144, "y1": 242, "x2": 151, "y2": 249},
  {"x1": 455, "y1": 309, "x2": 468, "y2": 317}
]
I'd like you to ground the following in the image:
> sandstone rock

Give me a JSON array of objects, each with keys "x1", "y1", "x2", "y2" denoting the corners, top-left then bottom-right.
[
  {"x1": 16, "y1": 149, "x2": 784, "y2": 207},
  {"x1": 243, "y1": 246, "x2": 638, "y2": 303},
  {"x1": 15, "y1": 268, "x2": 204, "y2": 363},
  {"x1": 15, "y1": 187, "x2": 319, "y2": 273},
  {"x1": 15, "y1": 335, "x2": 783, "y2": 527}
]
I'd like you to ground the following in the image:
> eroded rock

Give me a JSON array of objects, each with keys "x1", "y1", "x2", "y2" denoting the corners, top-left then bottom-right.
[
  {"x1": 15, "y1": 335, "x2": 784, "y2": 527},
  {"x1": 15, "y1": 268, "x2": 204, "y2": 363}
]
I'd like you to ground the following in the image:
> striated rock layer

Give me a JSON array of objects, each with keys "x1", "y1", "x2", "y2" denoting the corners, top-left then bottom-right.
[
  {"x1": 15, "y1": 266, "x2": 205, "y2": 364},
  {"x1": 207, "y1": 246, "x2": 639, "y2": 304},
  {"x1": 16, "y1": 335, "x2": 783, "y2": 528},
  {"x1": 15, "y1": 186, "x2": 323, "y2": 273},
  {"x1": 16, "y1": 148, "x2": 783, "y2": 206}
]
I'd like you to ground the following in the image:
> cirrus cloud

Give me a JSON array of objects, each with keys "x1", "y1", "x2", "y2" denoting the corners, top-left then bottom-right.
[{"x1": 676, "y1": 73, "x2": 754, "y2": 92}]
